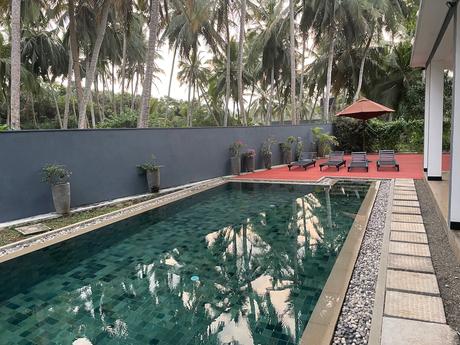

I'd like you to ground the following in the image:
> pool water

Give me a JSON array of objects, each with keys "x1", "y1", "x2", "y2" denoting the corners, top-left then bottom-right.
[{"x1": 0, "y1": 181, "x2": 370, "y2": 345}]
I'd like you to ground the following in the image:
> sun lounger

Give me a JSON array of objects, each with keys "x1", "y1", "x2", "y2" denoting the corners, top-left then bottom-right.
[
  {"x1": 377, "y1": 150, "x2": 399, "y2": 171},
  {"x1": 288, "y1": 152, "x2": 317, "y2": 170},
  {"x1": 319, "y1": 151, "x2": 346, "y2": 171},
  {"x1": 348, "y1": 152, "x2": 369, "y2": 172}
]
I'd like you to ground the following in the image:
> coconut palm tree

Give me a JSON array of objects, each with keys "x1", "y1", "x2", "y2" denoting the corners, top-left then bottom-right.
[
  {"x1": 138, "y1": 0, "x2": 160, "y2": 128},
  {"x1": 10, "y1": 0, "x2": 21, "y2": 129},
  {"x1": 237, "y1": 0, "x2": 247, "y2": 125}
]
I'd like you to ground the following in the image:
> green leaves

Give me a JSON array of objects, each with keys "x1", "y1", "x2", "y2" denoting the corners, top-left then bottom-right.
[{"x1": 42, "y1": 164, "x2": 72, "y2": 185}]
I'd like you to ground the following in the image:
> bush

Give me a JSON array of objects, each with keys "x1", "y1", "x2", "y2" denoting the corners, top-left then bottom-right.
[
  {"x1": 98, "y1": 110, "x2": 138, "y2": 128},
  {"x1": 332, "y1": 117, "x2": 451, "y2": 153}
]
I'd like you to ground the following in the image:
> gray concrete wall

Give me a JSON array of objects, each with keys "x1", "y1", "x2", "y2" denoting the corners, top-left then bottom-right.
[{"x1": 0, "y1": 124, "x2": 331, "y2": 222}]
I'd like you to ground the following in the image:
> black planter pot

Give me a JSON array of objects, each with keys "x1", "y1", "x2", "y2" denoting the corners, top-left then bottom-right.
[
  {"x1": 244, "y1": 155, "x2": 255, "y2": 172},
  {"x1": 230, "y1": 156, "x2": 241, "y2": 175}
]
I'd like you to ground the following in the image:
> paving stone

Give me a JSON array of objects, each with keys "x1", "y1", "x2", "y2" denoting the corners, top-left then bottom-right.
[
  {"x1": 394, "y1": 186, "x2": 416, "y2": 191},
  {"x1": 15, "y1": 223, "x2": 51, "y2": 235},
  {"x1": 393, "y1": 190, "x2": 417, "y2": 195},
  {"x1": 386, "y1": 270, "x2": 440, "y2": 295},
  {"x1": 391, "y1": 222, "x2": 425, "y2": 233},
  {"x1": 394, "y1": 194, "x2": 419, "y2": 201},
  {"x1": 392, "y1": 214, "x2": 424, "y2": 223},
  {"x1": 381, "y1": 317, "x2": 458, "y2": 345},
  {"x1": 389, "y1": 241, "x2": 431, "y2": 257},
  {"x1": 392, "y1": 206, "x2": 421, "y2": 215},
  {"x1": 388, "y1": 254, "x2": 434, "y2": 273},
  {"x1": 390, "y1": 231, "x2": 428, "y2": 243},
  {"x1": 396, "y1": 179, "x2": 414, "y2": 183},
  {"x1": 393, "y1": 200, "x2": 420, "y2": 207},
  {"x1": 384, "y1": 291, "x2": 446, "y2": 323}
]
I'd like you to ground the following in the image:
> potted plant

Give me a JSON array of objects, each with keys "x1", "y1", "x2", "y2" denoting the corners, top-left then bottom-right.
[
  {"x1": 138, "y1": 155, "x2": 163, "y2": 193},
  {"x1": 243, "y1": 149, "x2": 256, "y2": 172},
  {"x1": 312, "y1": 127, "x2": 339, "y2": 157},
  {"x1": 261, "y1": 137, "x2": 277, "y2": 169},
  {"x1": 295, "y1": 136, "x2": 304, "y2": 160},
  {"x1": 280, "y1": 136, "x2": 296, "y2": 163},
  {"x1": 229, "y1": 140, "x2": 244, "y2": 175},
  {"x1": 42, "y1": 164, "x2": 72, "y2": 215}
]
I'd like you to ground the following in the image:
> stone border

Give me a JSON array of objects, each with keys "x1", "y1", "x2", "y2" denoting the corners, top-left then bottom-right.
[
  {"x1": 0, "y1": 178, "x2": 227, "y2": 263},
  {"x1": 299, "y1": 181, "x2": 380, "y2": 345}
]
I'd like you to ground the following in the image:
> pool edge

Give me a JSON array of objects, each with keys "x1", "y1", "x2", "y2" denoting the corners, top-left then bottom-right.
[
  {"x1": 0, "y1": 178, "x2": 228, "y2": 264},
  {"x1": 299, "y1": 180, "x2": 380, "y2": 345}
]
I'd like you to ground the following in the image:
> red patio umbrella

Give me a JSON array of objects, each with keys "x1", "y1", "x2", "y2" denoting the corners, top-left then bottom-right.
[{"x1": 336, "y1": 98, "x2": 394, "y2": 150}]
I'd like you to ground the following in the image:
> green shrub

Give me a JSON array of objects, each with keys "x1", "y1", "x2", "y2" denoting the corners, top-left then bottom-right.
[
  {"x1": 98, "y1": 110, "x2": 138, "y2": 128},
  {"x1": 312, "y1": 127, "x2": 339, "y2": 157},
  {"x1": 332, "y1": 117, "x2": 450, "y2": 153},
  {"x1": 42, "y1": 164, "x2": 72, "y2": 185}
]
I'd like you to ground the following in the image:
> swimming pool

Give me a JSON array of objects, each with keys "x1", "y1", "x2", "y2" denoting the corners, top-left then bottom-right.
[{"x1": 0, "y1": 181, "x2": 371, "y2": 345}]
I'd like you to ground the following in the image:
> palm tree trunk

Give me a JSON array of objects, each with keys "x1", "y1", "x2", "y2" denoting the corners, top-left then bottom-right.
[
  {"x1": 63, "y1": 47, "x2": 73, "y2": 129},
  {"x1": 167, "y1": 44, "x2": 177, "y2": 98},
  {"x1": 10, "y1": 0, "x2": 21, "y2": 129},
  {"x1": 186, "y1": 81, "x2": 192, "y2": 127},
  {"x1": 309, "y1": 91, "x2": 319, "y2": 120},
  {"x1": 237, "y1": 0, "x2": 247, "y2": 125},
  {"x1": 90, "y1": 92, "x2": 96, "y2": 128},
  {"x1": 120, "y1": 29, "x2": 127, "y2": 114},
  {"x1": 30, "y1": 94, "x2": 38, "y2": 128},
  {"x1": 289, "y1": 0, "x2": 296, "y2": 125},
  {"x1": 138, "y1": 0, "x2": 160, "y2": 128},
  {"x1": 131, "y1": 71, "x2": 139, "y2": 110},
  {"x1": 79, "y1": 1, "x2": 110, "y2": 128},
  {"x1": 324, "y1": 36, "x2": 335, "y2": 123},
  {"x1": 68, "y1": 0, "x2": 84, "y2": 127},
  {"x1": 299, "y1": 32, "x2": 306, "y2": 121},
  {"x1": 52, "y1": 89, "x2": 63, "y2": 129},
  {"x1": 112, "y1": 62, "x2": 116, "y2": 115},
  {"x1": 267, "y1": 66, "x2": 274, "y2": 125},
  {"x1": 224, "y1": 8, "x2": 231, "y2": 127},
  {"x1": 354, "y1": 27, "x2": 374, "y2": 101}
]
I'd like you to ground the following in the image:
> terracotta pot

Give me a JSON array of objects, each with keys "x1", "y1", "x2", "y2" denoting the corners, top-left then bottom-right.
[{"x1": 51, "y1": 182, "x2": 71, "y2": 215}]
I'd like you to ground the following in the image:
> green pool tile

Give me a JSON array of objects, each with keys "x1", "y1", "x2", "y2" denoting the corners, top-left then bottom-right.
[{"x1": 0, "y1": 181, "x2": 369, "y2": 345}]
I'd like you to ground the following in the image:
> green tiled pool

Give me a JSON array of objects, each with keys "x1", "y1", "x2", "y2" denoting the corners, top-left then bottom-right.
[{"x1": 0, "y1": 181, "x2": 370, "y2": 345}]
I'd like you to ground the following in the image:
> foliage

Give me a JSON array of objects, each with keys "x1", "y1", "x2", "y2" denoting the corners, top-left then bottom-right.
[
  {"x1": 137, "y1": 155, "x2": 163, "y2": 172},
  {"x1": 279, "y1": 135, "x2": 296, "y2": 152},
  {"x1": 295, "y1": 136, "x2": 304, "y2": 160},
  {"x1": 99, "y1": 110, "x2": 138, "y2": 128},
  {"x1": 261, "y1": 137, "x2": 277, "y2": 157},
  {"x1": 229, "y1": 140, "x2": 245, "y2": 157},
  {"x1": 42, "y1": 164, "x2": 71, "y2": 185},
  {"x1": 333, "y1": 117, "x2": 451, "y2": 153},
  {"x1": 312, "y1": 127, "x2": 339, "y2": 157},
  {"x1": 0, "y1": 124, "x2": 8, "y2": 131}
]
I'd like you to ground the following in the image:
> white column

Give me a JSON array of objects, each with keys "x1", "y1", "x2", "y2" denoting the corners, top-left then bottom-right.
[
  {"x1": 427, "y1": 61, "x2": 444, "y2": 181},
  {"x1": 450, "y1": 6, "x2": 460, "y2": 229},
  {"x1": 424, "y1": 68, "x2": 431, "y2": 172}
]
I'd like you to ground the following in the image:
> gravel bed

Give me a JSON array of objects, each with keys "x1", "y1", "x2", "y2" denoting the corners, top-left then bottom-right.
[
  {"x1": 415, "y1": 179, "x2": 460, "y2": 335},
  {"x1": 332, "y1": 180, "x2": 390, "y2": 345}
]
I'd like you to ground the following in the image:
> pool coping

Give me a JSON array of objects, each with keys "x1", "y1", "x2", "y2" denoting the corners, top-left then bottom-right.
[{"x1": 299, "y1": 180, "x2": 380, "y2": 345}]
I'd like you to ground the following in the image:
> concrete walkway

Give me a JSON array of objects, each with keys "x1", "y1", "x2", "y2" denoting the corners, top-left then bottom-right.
[{"x1": 380, "y1": 179, "x2": 458, "y2": 345}]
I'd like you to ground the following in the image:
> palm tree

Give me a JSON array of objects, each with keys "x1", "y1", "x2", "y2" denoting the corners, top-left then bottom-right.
[
  {"x1": 10, "y1": 0, "x2": 21, "y2": 129},
  {"x1": 164, "y1": 0, "x2": 220, "y2": 127},
  {"x1": 237, "y1": 0, "x2": 247, "y2": 126},
  {"x1": 138, "y1": 0, "x2": 160, "y2": 128},
  {"x1": 289, "y1": 0, "x2": 296, "y2": 124}
]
